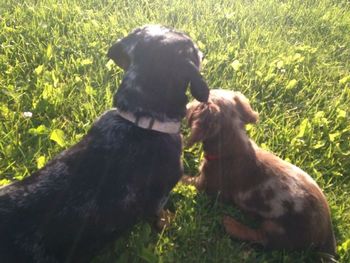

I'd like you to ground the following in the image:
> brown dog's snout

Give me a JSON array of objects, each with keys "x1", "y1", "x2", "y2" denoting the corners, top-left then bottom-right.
[{"x1": 186, "y1": 102, "x2": 221, "y2": 146}]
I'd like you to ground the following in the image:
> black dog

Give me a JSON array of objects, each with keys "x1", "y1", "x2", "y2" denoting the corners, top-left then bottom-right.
[{"x1": 0, "y1": 25, "x2": 209, "y2": 263}]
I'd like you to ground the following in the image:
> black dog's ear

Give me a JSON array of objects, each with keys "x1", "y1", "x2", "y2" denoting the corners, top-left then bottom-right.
[
  {"x1": 107, "y1": 39, "x2": 131, "y2": 70},
  {"x1": 186, "y1": 61, "x2": 209, "y2": 102}
]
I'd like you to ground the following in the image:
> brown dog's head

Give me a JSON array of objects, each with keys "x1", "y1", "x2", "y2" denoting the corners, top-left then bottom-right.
[
  {"x1": 107, "y1": 25, "x2": 209, "y2": 121},
  {"x1": 186, "y1": 89, "x2": 258, "y2": 146}
]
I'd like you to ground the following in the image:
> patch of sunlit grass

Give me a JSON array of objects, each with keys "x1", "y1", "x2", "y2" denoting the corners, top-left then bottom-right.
[{"x1": 1, "y1": 0, "x2": 349, "y2": 262}]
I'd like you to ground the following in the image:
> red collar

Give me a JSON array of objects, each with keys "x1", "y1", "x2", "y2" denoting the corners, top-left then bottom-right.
[{"x1": 204, "y1": 154, "x2": 221, "y2": 161}]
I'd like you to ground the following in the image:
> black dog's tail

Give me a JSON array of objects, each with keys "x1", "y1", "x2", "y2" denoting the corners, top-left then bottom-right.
[{"x1": 318, "y1": 223, "x2": 337, "y2": 262}]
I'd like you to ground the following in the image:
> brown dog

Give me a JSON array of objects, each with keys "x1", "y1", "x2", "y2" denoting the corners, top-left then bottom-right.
[{"x1": 184, "y1": 89, "x2": 336, "y2": 256}]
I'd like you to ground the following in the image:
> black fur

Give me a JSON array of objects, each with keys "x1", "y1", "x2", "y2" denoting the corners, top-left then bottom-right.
[
  {"x1": 0, "y1": 25, "x2": 209, "y2": 262},
  {"x1": 108, "y1": 25, "x2": 209, "y2": 121}
]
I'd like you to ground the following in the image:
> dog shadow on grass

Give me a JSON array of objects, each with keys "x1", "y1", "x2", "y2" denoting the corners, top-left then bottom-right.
[{"x1": 93, "y1": 182, "x2": 322, "y2": 263}]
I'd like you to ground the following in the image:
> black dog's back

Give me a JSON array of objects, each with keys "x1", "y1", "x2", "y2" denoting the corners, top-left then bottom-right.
[
  {"x1": 0, "y1": 24, "x2": 209, "y2": 262},
  {"x1": 0, "y1": 110, "x2": 182, "y2": 262}
]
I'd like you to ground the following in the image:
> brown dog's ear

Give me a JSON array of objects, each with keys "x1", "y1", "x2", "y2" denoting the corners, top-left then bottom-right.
[
  {"x1": 107, "y1": 40, "x2": 131, "y2": 70},
  {"x1": 186, "y1": 61, "x2": 209, "y2": 102},
  {"x1": 233, "y1": 92, "x2": 259, "y2": 124},
  {"x1": 187, "y1": 102, "x2": 220, "y2": 146}
]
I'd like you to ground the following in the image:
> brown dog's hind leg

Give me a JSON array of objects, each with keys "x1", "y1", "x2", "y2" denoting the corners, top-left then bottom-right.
[
  {"x1": 223, "y1": 215, "x2": 266, "y2": 244},
  {"x1": 223, "y1": 216, "x2": 289, "y2": 248}
]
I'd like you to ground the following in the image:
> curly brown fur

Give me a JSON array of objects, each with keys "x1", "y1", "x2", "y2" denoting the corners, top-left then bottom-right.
[{"x1": 184, "y1": 89, "x2": 336, "y2": 257}]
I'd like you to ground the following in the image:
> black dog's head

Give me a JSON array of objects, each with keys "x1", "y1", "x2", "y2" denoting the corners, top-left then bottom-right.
[{"x1": 107, "y1": 25, "x2": 209, "y2": 121}]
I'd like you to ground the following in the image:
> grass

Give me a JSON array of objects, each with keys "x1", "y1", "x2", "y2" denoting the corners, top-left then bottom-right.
[{"x1": 1, "y1": 0, "x2": 349, "y2": 262}]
